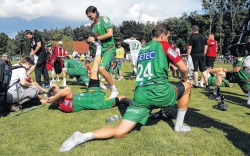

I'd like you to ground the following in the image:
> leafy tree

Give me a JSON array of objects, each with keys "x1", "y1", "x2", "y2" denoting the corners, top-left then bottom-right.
[{"x1": 0, "y1": 32, "x2": 9, "y2": 55}]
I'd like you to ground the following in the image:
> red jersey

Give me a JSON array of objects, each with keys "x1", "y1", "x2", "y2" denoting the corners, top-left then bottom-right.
[
  {"x1": 59, "y1": 98, "x2": 74, "y2": 113},
  {"x1": 54, "y1": 46, "x2": 67, "y2": 57},
  {"x1": 159, "y1": 41, "x2": 182, "y2": 64},
  {"x1": 206, "y1": 39, "x2": 217, "y2": 57}
]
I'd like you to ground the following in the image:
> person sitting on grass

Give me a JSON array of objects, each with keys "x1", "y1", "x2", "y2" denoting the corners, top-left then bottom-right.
[
  {"x1": 60, "y1": 56, "x2": 89, "y2": 87},
  {"x1": 7, "y1": 57, "x2": 47, "y2": 111},
  {"x1": 107, "y1": 59, "x2": 123, "y2": 81},
  {"x1": 199, "y1": 68, "x2": 234, "y2": 88},
  {"x1": 58, "y1": 23, "x2": 192, "y2": 153},
  {"x1": 46, "y1": 54, "x2": 127, "y2": 113},
  {"x1": 210, "y1": 55, "x2": 250, "y2": 105}
]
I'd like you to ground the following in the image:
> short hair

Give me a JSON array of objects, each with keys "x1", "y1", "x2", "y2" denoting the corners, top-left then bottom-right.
[
  {"x1": 24, "y1": 30, "x2": 32, "y2": 35},
  {"x1": 192, "y1": 25, "x2": 199, "y2": 32},
  {"x1": 2, "y1": 53, "x2": 10, "y2": 60},
  {"x1": 85, "y1": 60, "x2": 90, "y2": 64},
  {"x1": 19, "y1": 56, "x2": 34, "y2": 65},
  {"x1": 65, "y1": 55, "x2": 70, "y2": 59},
  {"x1": 85, "y1": 6, "x2": 99, "y2": 17},
  {"x1": 151, "y1": 23, "x2": 170, "y2": 38}
]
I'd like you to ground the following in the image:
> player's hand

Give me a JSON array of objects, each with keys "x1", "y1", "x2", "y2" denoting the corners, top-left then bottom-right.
[{"x1": 47, "y1": 96, "x2": 55, "y2": 103}]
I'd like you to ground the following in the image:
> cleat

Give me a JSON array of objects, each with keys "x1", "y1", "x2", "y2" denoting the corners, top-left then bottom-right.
[
  {"x1": 149, "y1": 110, "x2": 172, "y2": 120},
  {"x1": 209, "y1": 95, "x2": 221, "y2": 101}
]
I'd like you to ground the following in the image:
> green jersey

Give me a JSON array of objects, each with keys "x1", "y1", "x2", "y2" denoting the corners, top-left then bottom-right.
[
  {"x1": 108, "y1": 64, "x2": 121, "y2": 78},
  {"x1": 64, "y1": 59, "x2": 83, "y2": 68},
  {"x1": 91, "y1": 16, "x2": 115, "y2": 52},
  {"x1": 136, "y1": 40, "x2": 169, "y2": 87}
]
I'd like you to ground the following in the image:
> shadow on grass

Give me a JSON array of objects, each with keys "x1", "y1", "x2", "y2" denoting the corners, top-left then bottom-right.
[
  {"x1": 0, "y1": 98, "x2": 43, "y2": 117},
  {"x1": 201, "y1": 90, "x2": 248, "y2": 108},
  {"x1": 185, "y1": 108, "x2": 250, "y2": 155}
]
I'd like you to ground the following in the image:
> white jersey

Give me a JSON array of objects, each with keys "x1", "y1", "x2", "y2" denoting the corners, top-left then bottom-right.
[{"x1": 123, "y1": 39, "x2": 141, "y2": 56}]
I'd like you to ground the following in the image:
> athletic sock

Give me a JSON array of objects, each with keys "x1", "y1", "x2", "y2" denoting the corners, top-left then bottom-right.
[
  {"x1": 59, "y1": 131, "x2": 93, "y2": 152},
  {"x1": 63, "y1": 77, "x2": 66, "y2": 86},
  {"x1": 110, "y1": 85, "x2": 117, "y2": 91},
  {"x1": 213, "y1": 85, "x2": 219, "y2": 96},
  {"x1": 174, "y1": 109, "x2": 191, "y2": 132}
]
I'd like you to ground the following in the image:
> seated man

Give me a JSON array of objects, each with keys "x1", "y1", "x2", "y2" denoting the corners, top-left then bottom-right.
[
  {"x1": 61, "y1": 56, "x2": 89, "y2": 87},
  {"x1": 210, "y1": 56, "x2": 250, "y2": 104},
  {"x1": 200, "y1": 68, "x2": 234, "y2": 88},
  {"x1": 59, "y1": 23, "x2": 192, "y2": 152},
  {"x1": 107, "y1": 59, "x2": 123, "y2": 81},
  {"x1": 7, "y1": 57, "x2": 47, "y2": 111}
]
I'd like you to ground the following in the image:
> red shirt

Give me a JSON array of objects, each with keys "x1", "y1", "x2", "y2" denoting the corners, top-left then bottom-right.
[
  {"x1": 54, "y1": 46, "x2": 67, "y2": 57},
  {"x1": 159, "y1": 41, "x2": 182, "y2": 64},
  {"x1": 206, "y1": 39, "x2": 217, "y2": 57}
]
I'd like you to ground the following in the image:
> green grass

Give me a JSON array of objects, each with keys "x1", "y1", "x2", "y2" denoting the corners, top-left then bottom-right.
[{"x1": 0, "y1": 61, "x2": 250, "y2": 156}]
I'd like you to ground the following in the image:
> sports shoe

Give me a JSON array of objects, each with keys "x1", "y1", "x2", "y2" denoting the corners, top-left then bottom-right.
[
  {"x1": 209, "y1": 95, "x2": 221, "y2": 101},
  {"x1": 174, "y1": 125, "x2": 191, "y2": 132},
  {"x1": 193, "y1": 85, "x2": 201, "y2": 88},
  {"x1": 100, "y1": 83, "x2": 108, "y2": 90},
  {"x1": 212, "y1": 101, "x2": 227, "y2": 111},
  {"x1": 149, "y1": 110, "x2": 172, "y2": 120},
  {"x1": 109, "y1": 89, "x2": 119, "y2": 98},
  {"x1": 205, "y1": 85, "x2": 210, "y2": 90}
]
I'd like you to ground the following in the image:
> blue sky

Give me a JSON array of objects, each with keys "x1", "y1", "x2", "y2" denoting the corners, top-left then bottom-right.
[{"x1": 0, "y1": 0, "x2": 203, "y2": 38}]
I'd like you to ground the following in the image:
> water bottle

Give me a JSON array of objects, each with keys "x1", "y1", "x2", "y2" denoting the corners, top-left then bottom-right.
[{"x1": 105, "y1": 115, "x2": 120, "y2": 123}]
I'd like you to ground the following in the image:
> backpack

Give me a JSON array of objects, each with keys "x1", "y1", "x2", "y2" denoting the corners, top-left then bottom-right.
[{"x1": 0, "y1": 60, "x2": 25, "y2": 111}]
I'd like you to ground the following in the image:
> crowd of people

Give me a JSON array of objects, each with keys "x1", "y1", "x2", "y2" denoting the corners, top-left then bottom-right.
[{"x1": 0, "y1": 5, "x2": 249, "y2": 153}]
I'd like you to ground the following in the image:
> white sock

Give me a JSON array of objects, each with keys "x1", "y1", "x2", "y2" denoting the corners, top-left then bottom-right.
[
  {"x1": 174, "y1": 109, "x2": 191, "y2": 132},
  {"x1": 110, "y1": 85, "x2": 117, "y2": 91},
  {"x1": 63, "y1": 77, "x2": 66, "y2": 86},
  {"x1": 59, "y1": 131, "x2": 93, "y2": 152}
]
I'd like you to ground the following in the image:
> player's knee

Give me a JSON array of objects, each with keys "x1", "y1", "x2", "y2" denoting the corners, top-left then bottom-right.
[{"x1": 114, "y1": 131, "x2": 128, "y2": 138}]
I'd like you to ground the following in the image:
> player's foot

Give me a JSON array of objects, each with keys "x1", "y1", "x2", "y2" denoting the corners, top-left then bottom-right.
[
  {"x1": 205, "y1": 85, "x2": 210, "y2": 90},
  {"x1": 193, "y1": 85, "x2": 201, "y2": 88},
  {"x1": 174, "y1": 125, "x2": 191, "y2": 132},
  {"x1": 212, "y1": 101, "x2": 227, "y2": 111},
  {"x1": 59, "y1": 131, "x2": 84, "y2": 152},
  {"x1": 149, "y1": 110, "x2": 172, "y2": 120},
  {"x1": 109, "y1": 89, "x2": 119, "y2": 98}
]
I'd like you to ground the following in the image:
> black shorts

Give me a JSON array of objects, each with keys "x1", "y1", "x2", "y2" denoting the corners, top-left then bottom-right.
[
  {"x1": 191, "y1": 55, "x2": 206, "y2": 72},
  {"x1": 172, "y1": 82, "x2": 185, "y2": 100},
  {"x1": 205, "y1": 56, "x2": 216, "y2": 68},
  {"x1": 226, "y1": 72, "x2": 248, "y2": 93}
]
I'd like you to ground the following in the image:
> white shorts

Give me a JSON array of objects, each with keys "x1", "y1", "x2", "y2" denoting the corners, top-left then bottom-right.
[{"x1": 130, "y1": 54, "x2": 138, "y2": 66}]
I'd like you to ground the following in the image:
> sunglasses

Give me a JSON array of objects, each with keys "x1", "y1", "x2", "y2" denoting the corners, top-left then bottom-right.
[{"x1": 59, "y1": 44, "x2": 63, "y2": 46}]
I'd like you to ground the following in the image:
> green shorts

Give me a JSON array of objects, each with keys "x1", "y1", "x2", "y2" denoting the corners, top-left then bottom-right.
[
  {"x1": 67, "y1": 67, "x2": 87, "y2": 76},
  {"x1": 123, "y1": 83, "x2": 177, "y2": 125},
  {"x1": 99, "y1": 46, "x2": 116, "y2": 69},
  {"x1": 72, "y1": 87, "x2": 116, "y2": 112}
]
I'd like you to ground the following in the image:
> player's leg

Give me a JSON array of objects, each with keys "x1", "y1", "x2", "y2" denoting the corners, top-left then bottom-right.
[
  {"x1": 99, "y1": 48, "x2": 118, "y2": 98},
  {"x1": 173, "y1": 81, "x2": 192, "y2": 132},
  {"x1": 59, "y1": 119, "x2": 137, "y2": 152},
  {"x1": 248, "y1": 91, "x2": 250, "y2": 105},
  {"x1": 61, "y1": 68, "x2": 67, "y2": 87}
]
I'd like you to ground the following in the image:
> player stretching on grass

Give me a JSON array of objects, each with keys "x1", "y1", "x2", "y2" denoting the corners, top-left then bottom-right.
[{"x1": 59, "y1": 23, "x2": 192, "y2": 152}]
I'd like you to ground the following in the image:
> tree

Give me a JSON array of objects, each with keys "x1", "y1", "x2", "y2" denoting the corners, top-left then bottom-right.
[{"x1": 0, "y1": 32, "x2": 9, "y2": 55}]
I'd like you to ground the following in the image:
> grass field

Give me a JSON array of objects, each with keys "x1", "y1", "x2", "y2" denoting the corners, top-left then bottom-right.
[{"x1": 0, "y1": 61, "x2": 250, "y2": 156}]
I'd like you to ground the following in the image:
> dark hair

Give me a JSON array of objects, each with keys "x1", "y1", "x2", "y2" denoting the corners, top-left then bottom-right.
[
  {"x1": 192, "y1": 25, "x2": 199, "y2": 32},
  {"x1": 65, "y1": 55, "x2": 70, "y2": 59},
  {"x1": 85, "y1": 6, "x2": 99, "y2": 17},
  {"x1": 24, "y1": 30, "x2": 32, "y2": 35},
  {"x1": 151, "y1": 23, "x2": 170, "y2": 38},
  {"x1": 18, "y1": 56, "x2": 34, "y2": 65},
  {"x1": 85, "y1": 60, "x2": 90, "y2": 64}
]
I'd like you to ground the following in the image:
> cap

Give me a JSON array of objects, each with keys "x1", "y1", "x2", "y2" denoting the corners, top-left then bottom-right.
[{"x1": 58, "y1": 41, "x2": 63, "y2": 45}]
